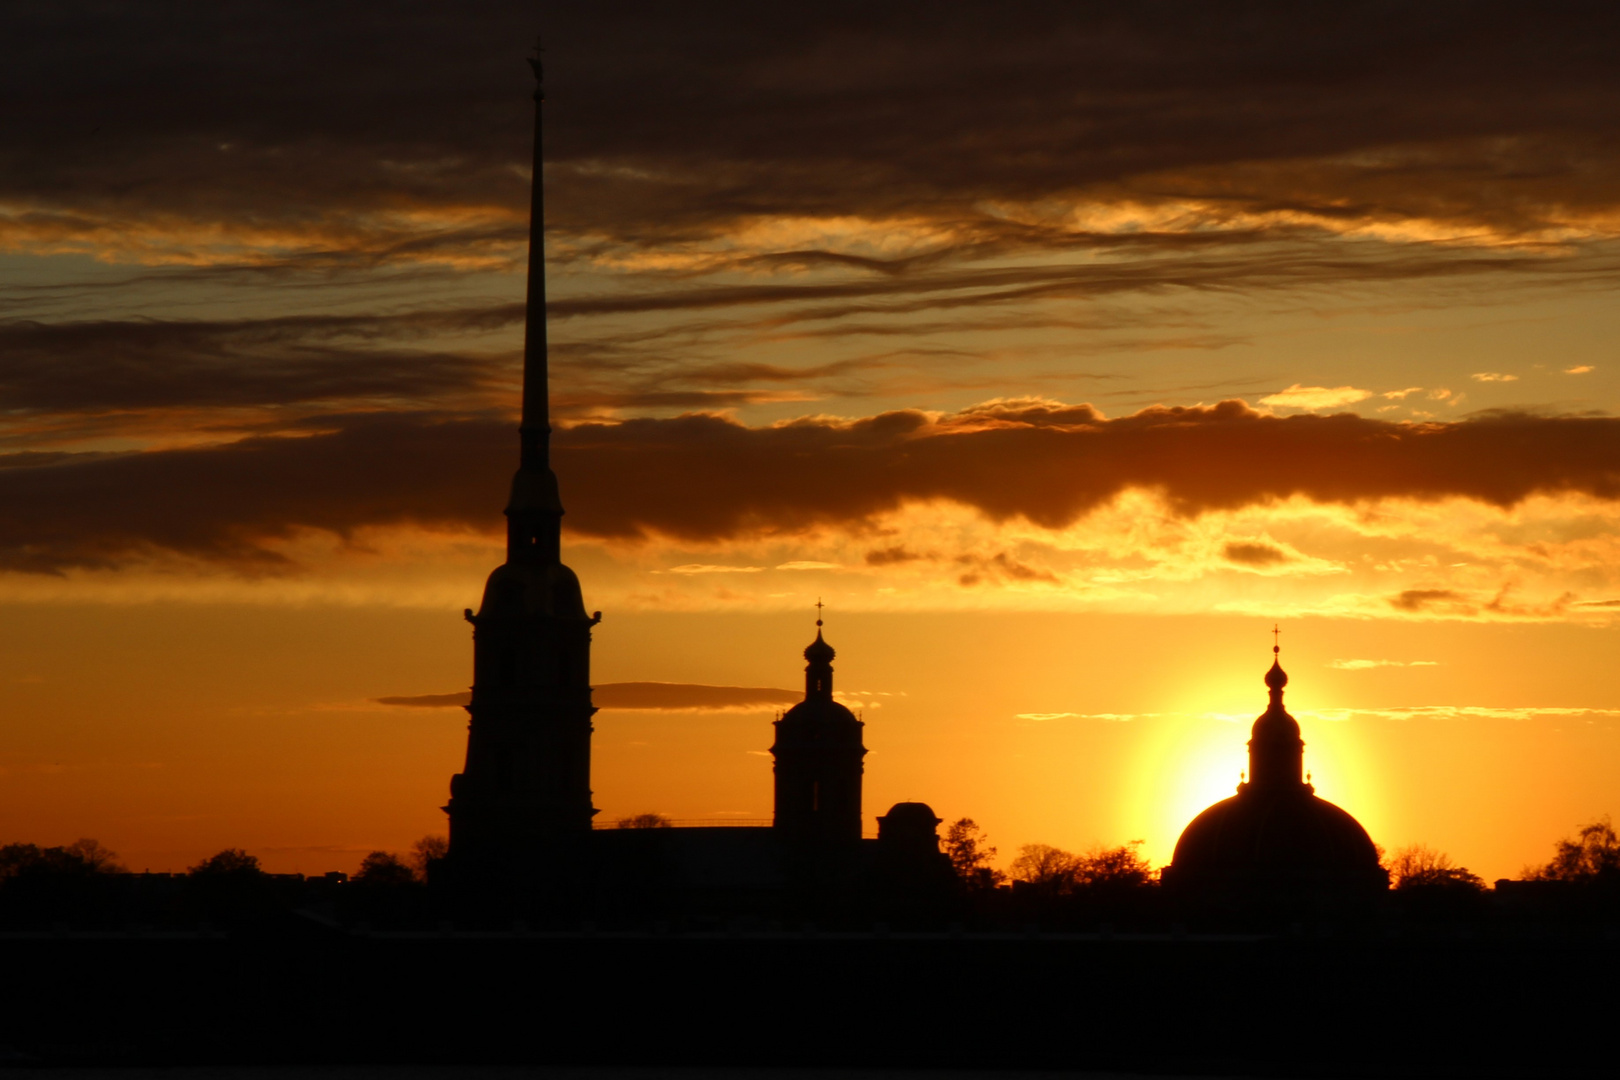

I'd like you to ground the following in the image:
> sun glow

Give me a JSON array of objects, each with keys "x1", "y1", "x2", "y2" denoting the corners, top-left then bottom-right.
[
  {"x1": 1130, "y1": 714, "x2": 1248, "y2": 868},
  {"x1": 1116, "y1": 653, "x2": 1395, "y2": 870}
]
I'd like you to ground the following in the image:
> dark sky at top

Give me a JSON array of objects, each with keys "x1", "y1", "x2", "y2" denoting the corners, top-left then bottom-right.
[
  {"x1": 6, "y1": 2, "x2": 1620, "y2": 574},
  {"x1": 10, "y1": 2, "x2": 1620, "y2": 256}
]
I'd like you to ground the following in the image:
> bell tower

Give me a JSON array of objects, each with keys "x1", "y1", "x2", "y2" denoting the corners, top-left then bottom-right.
[
  {"x1": 445, "y1": 48, "x2": 600, "y2": 879},
  {"x1": 771, "y1": 609, "x2": 866, "y2": 847}
]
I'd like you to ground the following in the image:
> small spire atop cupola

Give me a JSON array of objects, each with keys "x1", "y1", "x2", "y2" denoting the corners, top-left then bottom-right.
[
  {"x1": 1246, "y1": 624, "x2": 1304, "y2": 790},
  {"x1": 1265, "y1": 623, "x2": 1288, "y2": 697},
  {"x1": 803, "y1": 600, "x2": 835, "y2": 695}
]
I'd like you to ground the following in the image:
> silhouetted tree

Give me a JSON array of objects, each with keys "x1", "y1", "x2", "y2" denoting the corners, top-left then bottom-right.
[
  {"x1": 0, "y1": 840, "x2": 126, "y2": 927},
  {"x1": 1009, "y1": 844, "x2": 1081, "y2": 893},
  {"x1": 1389, "y1": 844, "x2": 1485, "y2": 892},
  {"x1": 943, "y1": 818, "x2": 1005, "y2": 889},
  {"x1": 1525, "y1": 816, "x2": 1620, "y2": 883},
  {"x1": 188, "y1": 849, "x2": 262, "y2": 877},
  {"x1": 184, "y1": 848, "x2": 271, "y2": 922},
  {"x1": 354, "y1": 851, "x2": 415, "y2": 887},
  {"x1": 1074, "y1": 841, "x2": 1154, "y2": 888},
  {"x1": 616, "y1": 813, "x2": 673, "y2": 829},
  {"x1": 63, "y1": 838, "x2": 124, "y2": 873},
  {"x1": 410, "y1": 835, "x2": 448, "y2": 883},
  {"x1": 0, "y1": 839, "x2": 123, "y2": 881}
]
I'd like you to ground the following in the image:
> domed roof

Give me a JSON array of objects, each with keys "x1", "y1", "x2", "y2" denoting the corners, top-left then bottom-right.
[
  {"x1": 1265, "y1": 656, "x2": 1288, "y2": 690},
  {"x1": 877, "y1": 802, "x2": 944, "y2": 847},
  {"x1": 1168, "y1": 787, "x2": 1386, "y2": 894},
  {"x1": 778, "y1": 694, "x2": 860, "y2": 729},
  {"x1": 879, "y1": 802, "x2": 942, "y2": 828},
  {"x1": 804, "y1": 628, "x2": 836, "y2": 664},
  {"x1": 1251, "y1": 698, "x2": 1301, "y2": 743}
]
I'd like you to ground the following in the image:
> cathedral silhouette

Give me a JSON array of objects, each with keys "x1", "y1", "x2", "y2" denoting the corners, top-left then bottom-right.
[
  {"x1": 440, "y1": 54, "x2": 951, "y2": 912},
  {"x1": 441, "y1": 53, "x2": 1386, "y2": 915}
]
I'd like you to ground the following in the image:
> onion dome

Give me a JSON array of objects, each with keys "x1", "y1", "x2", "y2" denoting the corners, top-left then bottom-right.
[{"x1": 804, "y1": 629, "x2": 836, "y2": 665}]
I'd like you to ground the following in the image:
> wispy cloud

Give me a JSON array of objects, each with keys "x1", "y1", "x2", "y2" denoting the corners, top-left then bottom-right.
[
  {"x1": 1327, "y1": 659, "x2": 1440, "y2": 670},
  {"x1": 1300, "y1": 705, "x2": 1620, "y2": 722},
  {"x1": 1017, "y1": 712, "x2": 1151, "y2": 722}
]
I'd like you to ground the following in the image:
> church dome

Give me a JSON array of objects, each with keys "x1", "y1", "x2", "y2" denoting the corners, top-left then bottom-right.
[
  {"x1": 1168, "y1": 787, "x2": 1385, "y2": 895},
  {"x1": 775, "y1": 621, "x2": 861, "y2": 739},
  {"x1": 877, "y1": 802, "x2": 945, "y2": 854},
  {"x1": 778, "y1": 694, "x2": 859, "y2": 730},
  {"x1": 1164, "y1": 638, "x2": 1387, "y2": 900},
  {"x1": 877, "y1": 801, "x2": 942, "y2": 835}
]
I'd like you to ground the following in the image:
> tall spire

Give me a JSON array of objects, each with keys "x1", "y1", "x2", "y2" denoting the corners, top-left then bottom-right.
[
  {"x1": 520, "y1": 42, "x2": 550, "y2": 472},
  {"x1": 506, "y1": 41, "x2": 565, "y2": 565},
  {"x1": 444, "y1": 44, "x2": 599, "y2": 881}
]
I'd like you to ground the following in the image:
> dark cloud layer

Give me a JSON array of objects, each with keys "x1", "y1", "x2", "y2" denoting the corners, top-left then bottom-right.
[
  {"x1": 0, "y1": 413, "x2": 510, "y2": 572},
  {"x1": 552, "y1": 401, "x2": 1620, "y2": 541},
  {"x1": 6, "y1": 3, "x2": 1620, "y2": 254},
  {"x1": 0, "y1": 307, "x2": 521, "y2": 414},
  {"x1": 8, "y1": 399, "x2": 1620, "y2": 572}
]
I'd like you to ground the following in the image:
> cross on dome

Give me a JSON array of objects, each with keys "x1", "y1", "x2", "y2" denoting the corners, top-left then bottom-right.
[{"x1": 1265, "y1": 624, "x2": 1288, "y2": 692}]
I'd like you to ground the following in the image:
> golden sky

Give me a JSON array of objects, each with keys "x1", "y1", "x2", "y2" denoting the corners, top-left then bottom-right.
[{"x1": 4, "y1": 3, "x2": 1620, "y2": 881}]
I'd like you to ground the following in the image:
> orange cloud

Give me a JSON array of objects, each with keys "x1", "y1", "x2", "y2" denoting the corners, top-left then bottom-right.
[{"x1": 1259, "y1": 385, "x2": 1373, "y2": 410}]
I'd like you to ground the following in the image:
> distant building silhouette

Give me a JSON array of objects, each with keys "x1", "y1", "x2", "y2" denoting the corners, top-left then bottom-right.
[
  {"x1": 1161, "y1": 639, "x2": 1387, "y2": 905},
  {"x1": 445, "y1": 52, "x2": 600, "y2": 885},
  {"x1": 442, "y1": 56, "x2": 948, "y2": 915},
  {"x1": 771, "y1": 620, "x2": 866, "y2": 848}
]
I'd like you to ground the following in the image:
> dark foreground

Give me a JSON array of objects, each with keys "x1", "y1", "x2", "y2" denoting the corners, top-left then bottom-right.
[{"x1": 0, "y1": 926, "x2": 1612, "y2": 1076}]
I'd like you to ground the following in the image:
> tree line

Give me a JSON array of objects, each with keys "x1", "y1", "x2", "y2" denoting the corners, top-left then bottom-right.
[{"x1": 1, "y1": 815, "x2": 1617, "y2": 928}]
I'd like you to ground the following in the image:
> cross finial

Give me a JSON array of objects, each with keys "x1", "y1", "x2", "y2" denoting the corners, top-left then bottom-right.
[
  {"x1": 815, "y1": 598, "x2": 824, "y2": 628},
  {"x1": 1272, "y1": 622, "x2": 1281, "y2": 656}
]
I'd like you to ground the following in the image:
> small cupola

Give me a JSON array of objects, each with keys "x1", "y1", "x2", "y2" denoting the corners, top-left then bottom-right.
[{"x1": 804, "y1": 620, "x2": 835, "y2": 698}]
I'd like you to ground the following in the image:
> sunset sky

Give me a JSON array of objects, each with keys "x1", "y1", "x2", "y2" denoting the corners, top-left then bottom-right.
[{"x1": 5, "y1": 2, "x2": 1620, "y2": 881}]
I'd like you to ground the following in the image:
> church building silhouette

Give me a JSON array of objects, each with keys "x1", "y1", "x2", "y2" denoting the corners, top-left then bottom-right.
[
  {"x1": 1162, "y1": 637, "x2": 1388, "y2": 906},
  {"x1": 441, "y1": 52, "x2": 950, "y2": 911}
]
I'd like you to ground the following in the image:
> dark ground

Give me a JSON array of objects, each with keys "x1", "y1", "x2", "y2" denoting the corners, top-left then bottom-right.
[{"x1": 0, "y1": 928, "x2": 1610, "y2": 1076}]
